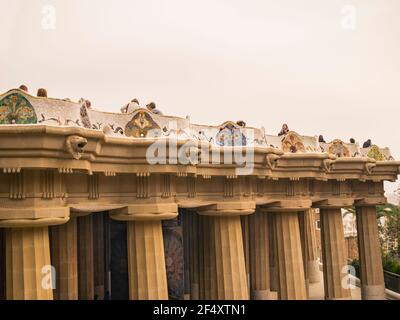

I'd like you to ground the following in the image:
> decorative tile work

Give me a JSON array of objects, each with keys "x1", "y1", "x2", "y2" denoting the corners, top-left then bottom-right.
[
  {"x1": 362, "y1": 145, "x2": 394, "y2": 161},
  {"x1": 327, "y1": 139, "x2": 350, "y2": 158},
  {"x1": 0, "y1": 89, "x2": 395, "y2": 160},
  {"x1": 80, "y1": 105, "x2": 91, "y2": 129},
  {"x1": 125, "y1": 110, "x2": 161, "y2": 138},
  {"x1": 215, "y1": 122, "x2": 247, "y2": 146},
  {"x1": 281, "y1": 131, "x2": 306, "y2": 153},
  {"x1": 0, "y1": 93, "x2": 37, "y2": 124}
]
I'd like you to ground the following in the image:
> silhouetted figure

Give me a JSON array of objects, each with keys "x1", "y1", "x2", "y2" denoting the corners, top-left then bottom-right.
[
  {"x1": 236, "y1": 120, "x2": 246, "y2": 127},
  {"x1": 19, "y1": 85, "x2": 28, "y2": 92},
  {"x1": 349, "y1": 138, "x2": 355, "y2": 144},
  {"x1": 37, "y1": 88, "x2": 48, "y2": 97},
  {"x1": 318, "y1": 135, "x2": 326, "y2": 143},
  {"x1": 121, "y1": 98, "x2": 140, "y2": 113},
  {"x1": 146, "y1": 102, "x2": 163, "y2": 115},
  {"x1": 363, "y1": 139, "x2": 372, "y2": 148},
  {"x1": 278, "y1": 124, "x2": 289, "y2": 136},
  {"x1": 85, "y1": 100, "x2": 92, "y2": 109}
]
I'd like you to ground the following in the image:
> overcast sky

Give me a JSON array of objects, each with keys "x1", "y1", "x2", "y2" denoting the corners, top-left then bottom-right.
[{"x1": 1, "y1": 0, "x2": 399, "y2": 192}]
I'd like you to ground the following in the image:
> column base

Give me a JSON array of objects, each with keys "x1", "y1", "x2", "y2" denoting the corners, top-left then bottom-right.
[
  {"x1": 308, "y1": 260, "x2": 321, "y2": 283},
  {"x1": 251, "y1": 290, "x2": 278, "y2": 300},
  {"x1": 361, "y1": 284, "x2": 386, "y2": 300},
  {"x1": 190, "y1": 283, "x2": 199, "y2": 300}
]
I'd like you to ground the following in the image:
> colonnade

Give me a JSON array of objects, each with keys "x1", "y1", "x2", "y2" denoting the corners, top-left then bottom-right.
[{"x1": 0, "y1": 204, "x2": 386, "y2": 300}]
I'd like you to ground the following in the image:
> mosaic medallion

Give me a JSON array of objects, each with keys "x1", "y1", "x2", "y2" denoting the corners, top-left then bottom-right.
[
  {"x1": 216, "y1": 122, "x2": 247, "y2": 146},
  {"x1": 367, "y1": 145, "x2": 385, "y2": 161},
  {"x1": 328, "y1": 139, "x2": 350, "y2": 157},
  {"x1": 0, "y1": 93, "x2": 37, "y2": 124},
  {"x1": 125, "y1": 110, "x2": 161, "y2": 138},
  {"x1": 281, "y1": 131, "x2": 305, "y2": 153}
]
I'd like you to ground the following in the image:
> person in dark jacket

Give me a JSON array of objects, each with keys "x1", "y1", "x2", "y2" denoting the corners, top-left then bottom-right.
[{"x1": 363, "y1": 139, "x2": 372, "y2": 148}]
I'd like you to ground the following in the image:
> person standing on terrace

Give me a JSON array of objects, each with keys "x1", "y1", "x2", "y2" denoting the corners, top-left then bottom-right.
[
  {"x1": 121, "y1": 98, "x2": 140, "y2": 113},
  {"x1": 37, "y1": 88, "x2": 48, "y2": 97},
  {"x1": 19, "y1": 85, "x2": 28, "y2": 92},
  {"x1": 278, "y1": 123, "x2": 289, "y2": 136},
  {"x1": 146, "y1": 102, "x2": 163, "y2": 115}
]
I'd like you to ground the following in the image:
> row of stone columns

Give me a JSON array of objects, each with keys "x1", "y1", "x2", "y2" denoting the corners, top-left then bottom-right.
[
  {"x1": 0, "y1": 204, "x2": 387, "y2": 300},
  {"x1": 183, "y1": 206, "x2": 385, "y2": 301}
]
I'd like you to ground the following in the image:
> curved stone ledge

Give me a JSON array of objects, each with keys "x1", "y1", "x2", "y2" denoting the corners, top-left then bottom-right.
[
  {"x1": 0, "y1": 216, "x2": 69, "y2": 228},
  {"x1": 0, "y1": 89, "x2": 395, "y2": 161},
  {"x1": 0, "y1": 207, "x2": 70, "y2": 220}
]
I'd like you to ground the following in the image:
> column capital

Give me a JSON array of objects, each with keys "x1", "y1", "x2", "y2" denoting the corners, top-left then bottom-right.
[
  {"x1": 312, "y1": 198, "x2": 354, "y2": 209},
  {"x1": 260, "y1": 199, "x2": 312, "y2": 212},
  {"x1": 354, "y1": 197, "x2": 386, "y2": 207},
  {"x1": 0, "y1": 207, "x2": 70, "y2": 228},
  {"x1": 109, "y1": 203, "x2": 178, "y2": 221},
  {"x1": 197, "y1": 201, "x2": 255, "y2": 217}
]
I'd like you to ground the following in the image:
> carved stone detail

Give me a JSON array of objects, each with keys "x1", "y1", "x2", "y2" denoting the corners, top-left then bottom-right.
[
  {"x1": 9, "y1": 170, "x2": 25, "y2": 200},
  {"x1": 88, "y1": 174, "x2": 99, "y2": 200},
  {"x1": 136, "y1": 172, "x2": 150, "y2": 198},
  {"x1": 41, "y1": 170, "x2": 55, "y2": 199},
  {"x1": 65, "y1": 135, "x2": 87, "y2": 160}
]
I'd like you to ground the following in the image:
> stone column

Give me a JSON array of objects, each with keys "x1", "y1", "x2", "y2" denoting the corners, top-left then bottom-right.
[
  {"x1": 248, "y1": 210, "x2": 277, "y2": 300},
  {"x1": 305, "y1": 209, "x2": 320, "y2": 283},
  {"x1": 320, "y1": 208, "x2": 351, "y2": 300},
  {"x1": 182, "y1": 210, "x2": 191, "y2": 300},
  {"x1": 77, "y1": 214, "x2": 94, "y2": 300},
  {"x1": 93, "y1": 213, "x2": 105, "y2": 300},
  {"x1": 202, "y1": 216, "x2": 217, "y2": 300},
  {"x1": 50, "y1": 216, "x2": 78, "y2": 300},
  {"x1": 110, "y1": 203, "x2": 177, "y2": 300},
  {"x1": 189, "y1": 212, "x2": 200, "y2": 300},
  {"x1": 197, "y1": 214, "x2": 206, "y2": 300},
  {"x1": 274, "y1": 212, "x2": 307, "y2": 300},
  {"x1": 127, "y1": 220, "x2": 168, "y2": 300},
  {"x1": 298, "y1": 211, "x2": 309, "y2": 296},
  {"x1": 5, "y1": 227, "x2": 53, "y2": 300},
  {"x1": 356, "y1": 206, "x2": 385, "y2": 300},
  {"x1": 0, "y1": 229, "x2": 5, "y2": 300},
  {"x1": 240, "y1": 215, "x2": 251, "y2": 298},
  {"x1": 268, "y1": 213, "x2": 279, "y2": 292},
  {"x1": 212, "y1": 215, "x2": 249, "y2": 299}
]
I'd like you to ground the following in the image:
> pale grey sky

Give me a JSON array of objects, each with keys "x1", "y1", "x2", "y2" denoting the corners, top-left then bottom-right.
[{"x1": 1, "y1": 0, "x2": 399, "y2": 191}]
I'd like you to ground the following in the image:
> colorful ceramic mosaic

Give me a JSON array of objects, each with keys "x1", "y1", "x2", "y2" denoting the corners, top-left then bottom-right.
[
  {"x1": 215, "y1": 122, "x2": 247, "y2": 146},
  {"x1": 0, "y1": 93, "x2": 37, "y2": 124},
  {"x1": 367, "y1": 145, "x2": 385, "y2": 161},
  {"x1": 0, "y1": 89, "x2": 395, "y2": 160},
  {"x1": 281, "y1": 132, "x2": 306, "y2": 153},
  {"x1": 125, "y1": 110, "x2": 161, "y2": 138},
  {"x1": 80, "y1": 105, "x2": 92, "y2": 129},
  {"x1": 327, "y1": 139, "x2": 350, "y2": 158}
]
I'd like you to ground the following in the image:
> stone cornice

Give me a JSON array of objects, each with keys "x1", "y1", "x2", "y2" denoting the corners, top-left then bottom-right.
[{"x1": 0, "y1": 126, "x2": 398, "y2": 181}]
